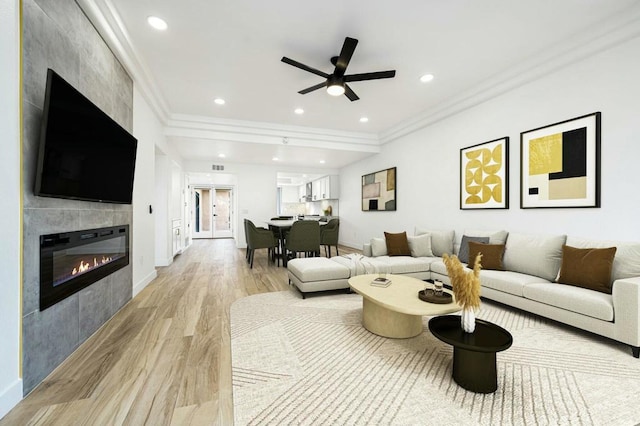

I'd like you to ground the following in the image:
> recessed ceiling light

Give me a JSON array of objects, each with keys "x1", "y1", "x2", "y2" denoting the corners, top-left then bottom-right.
[
  {"x1": 420, "y1": 74, "x2": 435, "y2": 83},
  {"x1": 218, "y1": 153, "x2": 226, "y2": 158},
  {"x1": 359, "y1": 117, "x2": 369, "y2": 123},
  {"x1": 147, "y1": 16, "x2": 167, "y2": 31},
  {"x1": 272, "y1": 157, "x2": 279, "y2": 161},
  {"x1": 319, "y1": 160, "x2": 326, "y2": 164},
  {"x1": 294, "y1": 108, "x2": 304, "y2": 115},
  {"x1": 214, "y1": 98, "x2": 225, "y2": 105}
]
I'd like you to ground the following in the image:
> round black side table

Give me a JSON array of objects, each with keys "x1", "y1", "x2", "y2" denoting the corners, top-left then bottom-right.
[{"x1": 429, "y1": 315, "x2": 513, "y2": 393}]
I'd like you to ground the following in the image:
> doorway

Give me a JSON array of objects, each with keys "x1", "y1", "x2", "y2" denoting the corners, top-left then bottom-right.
[{"x1": 191, "y1": 186, "x2": 233, "y2": 239}]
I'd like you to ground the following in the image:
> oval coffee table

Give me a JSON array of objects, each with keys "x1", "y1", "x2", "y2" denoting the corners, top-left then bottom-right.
[
  {"x1": 348, "y1": 274, "x2": 460, "y2": 338},
  {"x1": 428, "y1": 315, "x2": 513, "y2": 393}
]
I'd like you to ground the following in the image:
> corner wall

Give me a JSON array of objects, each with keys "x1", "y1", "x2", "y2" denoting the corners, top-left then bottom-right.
[
  {"x1": 0, "y1": 0, "x2": 24, "y2": 417},
  {"x1": 131, "y1": 86, "x2": 159, "y2": 295},
  {"x1": 22, "y1": 0, "x2": 134, "y2": 394},
  {"x1": 339, "y1": 35, "x2": 640, "y2": 247}
]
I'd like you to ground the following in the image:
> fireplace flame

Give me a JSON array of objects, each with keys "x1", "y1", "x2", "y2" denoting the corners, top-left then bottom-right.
[{"x1": 71, "y1": 256, "x2": 113, "y2": 276}]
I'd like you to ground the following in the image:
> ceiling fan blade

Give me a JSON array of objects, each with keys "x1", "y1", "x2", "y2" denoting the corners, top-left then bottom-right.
[
  {"x1": 334, "y1": 37, "x2": 358, "y2": 77},
  {"x1": 344, "y1": 70, "x2": 396, "y2": 82},
  {"x1": 344, "y1": 84, "x2": 359, "y2": 101},
  {"x1": 281, "y1": 57, "x2": 329, "y2": 78},
  {"x1": 298, "y1": 82, "x2": 326, "y2": 94}
]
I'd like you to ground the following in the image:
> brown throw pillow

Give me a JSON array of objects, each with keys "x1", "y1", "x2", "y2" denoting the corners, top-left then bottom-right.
[
  {"x1": 384, "y1": 231, "x2": 411, "y2": 256},
  {"x1": 557, "y1": 245, "x2": 617, "y2": 294},
  {"x1": 458, "y1": 235, "x2": 490, "y2": 263},
  {"x1": 468, "y1": 241, "x2": 505, "y2": 270}
]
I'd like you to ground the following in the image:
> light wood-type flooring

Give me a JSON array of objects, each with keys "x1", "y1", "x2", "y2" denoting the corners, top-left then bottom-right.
[{"x1": 1, "y1": 238, "x2": 360, "y2": 425}]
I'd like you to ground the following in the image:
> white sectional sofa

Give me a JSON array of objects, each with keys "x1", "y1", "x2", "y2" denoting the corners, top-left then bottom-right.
[{"x1": 286, "y1": 228, "x2": 640, "y2": 357}]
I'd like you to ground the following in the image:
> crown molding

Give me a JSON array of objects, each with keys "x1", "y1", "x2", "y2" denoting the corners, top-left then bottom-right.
[
  {"x1": 380, "y1": 3, "x2": 640, "y2": 144},
  {"x1": 166, "y1": 114, "x2": 381, "y2": 153},
  {"x1": 79, "y1": 0, "x2": 640, "y2": 150},
  {"x1": 77, "y1": 0, "x2": 171, "y2": 123}
]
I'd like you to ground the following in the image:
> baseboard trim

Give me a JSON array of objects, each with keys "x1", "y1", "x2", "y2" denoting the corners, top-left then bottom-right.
[
  {"x1": 338, "y1": 240, "x2": 361, "y2": 250},
  {"x1": 155, "y1": 257, "x2": 173, "y2": 267},
  {"x1": 0, "y1": 378, "x2": 23, "y2": 419},
  {"x1": 133, "y1": 269, "x2": 158, "y2": 298}
]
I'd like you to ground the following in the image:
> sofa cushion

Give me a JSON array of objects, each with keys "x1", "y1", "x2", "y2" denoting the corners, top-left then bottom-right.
[
  {"x1": 468, "y1": 242, "x2": 505, "y2": 270},
  {"x1": 503, "y1": 232, "x2": 566, "y2": 281},
  {"x1": 557, "y1": 245, "x2": 617, "y2": 294},
  {"x1": 378, "y1": 256, "x2": 435, "y2": 274},
  {"x1": 458, "y1": 235, "x2": 490, "y2": 263},
  {"x1": 480, "y1": 270, "x2": 550, "y2": 297},
  {"x1": 566, "y1": 236, "x2": 640, "y2": 283},
  {"x1": 407, "y1": 233, "x2": 433, "y2": 257},
  {"x1": 415, "y1": 228, "x2": 455, "y2": 256},
  {"x1": 384, "y1": 232, "x2": 411, "y2": 256},
  {"x1": 463, "y1": 229, "x2": 509, "y2": 245},
  {"x1": 370, "y1": 238, "x2": 387, "y2": 257},
  {"x1": 523, "y1": 283, "x2": 614, "y2": 321},
  {"x1": 430, "y1": 259, "x2": 447, "y2": 276}
]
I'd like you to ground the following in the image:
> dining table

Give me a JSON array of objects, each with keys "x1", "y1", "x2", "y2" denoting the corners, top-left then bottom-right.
[{"x1": 265, "y1": 219, "x2": 325, "y2": 267}]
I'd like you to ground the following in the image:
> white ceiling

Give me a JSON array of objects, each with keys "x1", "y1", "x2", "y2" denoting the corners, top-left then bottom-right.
[{"x1": 85, "y1": 0, "x2": 639, "y2": 169}]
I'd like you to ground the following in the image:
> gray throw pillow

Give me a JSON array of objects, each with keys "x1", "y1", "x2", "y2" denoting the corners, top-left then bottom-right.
[{"x1": 458, "y1": 235, "x2": 490, "y2": 264}]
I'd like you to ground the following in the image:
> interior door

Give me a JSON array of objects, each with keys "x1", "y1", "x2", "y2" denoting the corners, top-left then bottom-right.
[
  {"x1": 213, "y1": 188, "x2": 233, "y2": 238},
  {"x1": 192, "y1": 187, "x2": 213, "y2": 239}
]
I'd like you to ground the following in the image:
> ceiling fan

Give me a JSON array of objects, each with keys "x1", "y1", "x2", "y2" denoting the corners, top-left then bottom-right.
[{"x1": 281, "y1": 37, "x2": 396, "y2": 101}]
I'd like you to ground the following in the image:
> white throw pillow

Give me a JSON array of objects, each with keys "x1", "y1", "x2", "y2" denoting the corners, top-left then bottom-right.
[
  {"x1": 370, "y1": 238, "x2": 387, "y2": 257},
  {"x1": 407, "y1": 233, "x2": 434, "y2": 257},
  {"x1": 415, "y1": 227, "x2": 455, "y2": 257}
]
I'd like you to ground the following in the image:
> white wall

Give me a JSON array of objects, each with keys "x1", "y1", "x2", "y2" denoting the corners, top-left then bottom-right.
[
  {"x1": 340, "y1": 36, "x2": 640, "y2": 248},
  {"x1": 0, "y1": 0, "x2": 23, "y2": 417},
  {"x1": 131, "y1": 87, "x2": 159, "y2": 295},
  {"x1": 133, "y1": 87, "x2": 185, "y2": 270},
  {"x1": 154, "y1": 149, "x2": 172, "y2": 266}
]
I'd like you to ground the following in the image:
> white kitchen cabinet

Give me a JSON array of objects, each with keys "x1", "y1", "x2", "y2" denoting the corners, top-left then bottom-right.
[
  {"x1": 298, "y1": 184, "x2": 307, "y2": 202},
  {"x1": 311, "y1": 179, "x2": 321, "y2": 201},
  {"x1": 311, "y1": 175, "x2": 339, "y2": 200}
]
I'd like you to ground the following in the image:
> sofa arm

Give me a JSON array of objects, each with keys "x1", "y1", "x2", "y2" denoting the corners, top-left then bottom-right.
[
  {"x1": 612, "y1": 277, "x2": 640, "y2": 347},
  {"x1": 363, "y1": 243, "x2": 372, "y2": 257}
]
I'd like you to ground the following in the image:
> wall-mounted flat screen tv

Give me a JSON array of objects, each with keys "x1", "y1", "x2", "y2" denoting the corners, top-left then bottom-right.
[{"x1": 35, "y1": 69, "x2": 137, "y2": 204}]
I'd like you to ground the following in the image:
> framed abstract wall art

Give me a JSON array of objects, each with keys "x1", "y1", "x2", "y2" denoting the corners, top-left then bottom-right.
[
  {"x1": 460, "y1": 137, "x2": 509, "y2": 209},
  {"x1": 362, "y1": 167, "x2": 396, "y2": 211},
  {"x1": 520, "y1": 112, "x2": 601, "y2": 208}
]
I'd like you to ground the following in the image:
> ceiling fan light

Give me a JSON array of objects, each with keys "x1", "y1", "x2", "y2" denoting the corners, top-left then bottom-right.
[{"x1": 327, "y1": 84, "x2": 345, "y2": 96}]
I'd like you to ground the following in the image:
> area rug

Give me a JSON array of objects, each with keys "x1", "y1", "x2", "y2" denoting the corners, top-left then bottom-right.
[{"x1": 231, "y1": 291, "x2": 640, "y2": 425}]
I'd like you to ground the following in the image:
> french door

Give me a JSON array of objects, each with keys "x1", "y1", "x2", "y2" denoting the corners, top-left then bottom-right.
[{"x1": 191, "y1": 187, "x2": 233, "y2": 239}]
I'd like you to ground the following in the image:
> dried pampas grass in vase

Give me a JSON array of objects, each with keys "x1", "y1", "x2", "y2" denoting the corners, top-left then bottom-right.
[{"x1": 443, "y1": 253, "x2": 482, "y2": 333}]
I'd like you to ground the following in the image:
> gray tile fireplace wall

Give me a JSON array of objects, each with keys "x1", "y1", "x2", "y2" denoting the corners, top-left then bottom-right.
[{"x1": 22, "y1": 0, "x2": 134, "y2": 394}]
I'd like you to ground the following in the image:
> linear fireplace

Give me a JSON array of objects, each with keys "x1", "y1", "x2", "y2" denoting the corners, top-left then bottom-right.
[{"x1": 40, "y1": 225, "x2": 129, "y2": 310}]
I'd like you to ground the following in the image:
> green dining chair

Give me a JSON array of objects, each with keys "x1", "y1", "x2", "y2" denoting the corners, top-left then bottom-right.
[
  {"x1": 245, "y1": 219, "x2": 278, "y2": 268},
  {"x1": 284, "y1": 220, "x2": 320, "y2": 266},
  {"x1": 320, "y1": 219, "x2": 340, "y2": 257}
]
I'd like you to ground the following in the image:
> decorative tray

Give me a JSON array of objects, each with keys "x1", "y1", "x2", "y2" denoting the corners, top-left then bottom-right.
[{"x1": 418, "y1": 289, "x2": 452, "y2": 304}]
